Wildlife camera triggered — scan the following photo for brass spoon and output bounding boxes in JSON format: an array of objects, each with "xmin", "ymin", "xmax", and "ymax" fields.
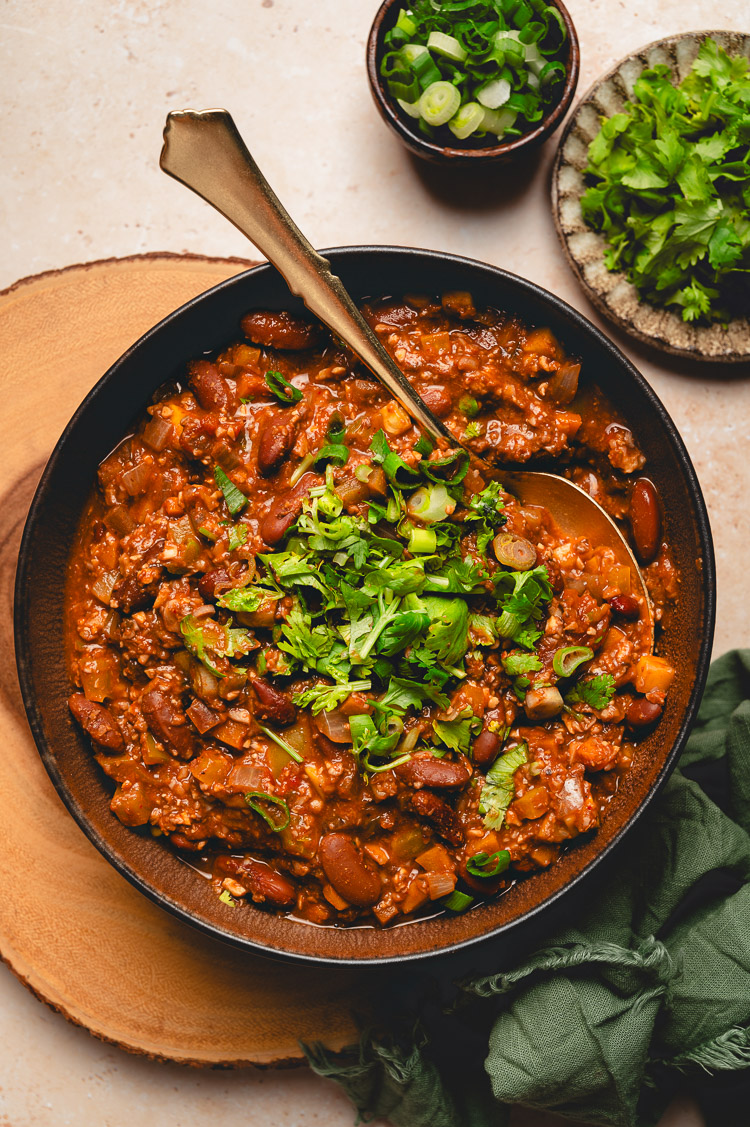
[{"xmin": 159, "ymin": 108, "xmax": 653, "ymax": 646}]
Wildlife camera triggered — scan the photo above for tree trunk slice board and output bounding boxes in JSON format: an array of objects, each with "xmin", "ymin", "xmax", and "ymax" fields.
[{"xmin": 0, "ymin": 254, "xmax": 379, "ymax": 1066}]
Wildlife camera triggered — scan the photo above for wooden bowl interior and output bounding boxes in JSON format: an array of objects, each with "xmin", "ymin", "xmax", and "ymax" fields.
[{"xmin": 16, "ymin": 247, "xmax": 714, "ymax": 964}]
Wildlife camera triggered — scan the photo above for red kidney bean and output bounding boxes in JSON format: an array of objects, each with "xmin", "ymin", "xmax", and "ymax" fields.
[
  {"xmin": 626, "ymin": 698, "xmax": 664, "ymax": 728},
  {"xmin": 472, "ymin": 727, "xmax": 502, "ymax": 767},
  {"xmin": 396, "ymin": 757, "xmax": 470, "ymax": 790},
  {"xmin": 259, "ymin": 492, "xmax": 304, "ymax": 545},
  {"xmin": 405, "ymin": 791, "xmax": 464, "ymax": 846},
  {"xmin": 420, "ymin": 385, "xmax": 453, "ymax": 418},
  {"xmin": 258, "ymin": 420, "xmax": 297, "ymax": 476},
  {"xmin": 142, "ymin": 688, "xmax": 196, "ymax": 757},
  {"xmin": 458, "ymin": 859, "xmax": 505, "ymax": 898},
  {"xmin": 69, "ymin": 694, "xmax": 124, "ymax": 752},
  {"xmin": 110, "ymin": 572, "xmax": 159, "ymax": 614},
  {"xmin": 198, "ymin": 567, "xmax": 235, "ymax": 602},
  {"xmin": 241, "ymin": 858, "xmax": 296, "ymax": 907},
  {"xmin": 241, "ymin": 310, "xmax": 319, "ymax": 350},
  {"xmin": 630, "ymin": 478, "xmax": 661, "ymax": 563},
  {"xmin": 609, "ymin": 594, "xmax": 640, "ymax": 620},
  {"xmin": 251, "ymin": 678, "xmax": 297, "ymax": 726},
  {"xmin": 188, "ymin": 360, "xmax": 236, "ymax": 413},
  {"xmin": 319, "ymin": 833, "xmax": 382, "ymax": 907}
]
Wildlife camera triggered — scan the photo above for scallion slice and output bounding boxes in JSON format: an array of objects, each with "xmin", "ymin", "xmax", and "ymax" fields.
[
  {"xmin": 427, "ymin": 31, "xmax": 467, "ymax": 63},
  {"xmin": 214, "ymin": 466, "xmax": 247, "ymax": 515},
  {"xmin": 443, "ymin": 890, "xmax": 474, "ymax": 912},
  {"xmin": 244, "ymin": 790, "xmax": 291, "ymax": 832},
  {"xmin": 408, "ymin": 527, "xmax": 437, "ymax": 554},
  {"xmin": 419, "ymin": 81, "xmax": 461, "ymax": 127},
  {"xmin": 553, "ymin": 645, "xmax": 594, "ymax": 679},
  {"xmin": 448, "ymin": 101, "xmax": 485, "ymax": 140},
  {"xmin": 265, "ymin": 369, "xmax": 303, "ymax": 406},
  {"xmin": 258, "ymin": 724, "xmax": 304, "ymax": 764}
]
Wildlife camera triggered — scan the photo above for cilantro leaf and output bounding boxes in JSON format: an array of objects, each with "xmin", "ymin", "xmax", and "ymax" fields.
[
  {"xmin": 432, "ymin": 708, "xmax": 481, "ymax": 754},
  {"xmin": 566, "ymin": 673, "xmax": 616, "ymax": 711},
  {"xmin": 479, "ymin": 742, "xmax": 528, "ymax": 829}
]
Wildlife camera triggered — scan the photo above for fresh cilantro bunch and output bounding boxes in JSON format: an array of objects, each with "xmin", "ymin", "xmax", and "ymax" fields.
[{"xmin": 581, "ymin": 38, "xmax": 750, "ymax": 324}]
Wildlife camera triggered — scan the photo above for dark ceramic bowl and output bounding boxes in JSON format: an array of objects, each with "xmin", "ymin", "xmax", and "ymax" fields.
[
  {"xmin": 366, "ymin": 0, "xmax": 580, "ymax": 165},
  {"xmin": 15, "ymin": 246, "xmax": 714, "ymax": 965}
]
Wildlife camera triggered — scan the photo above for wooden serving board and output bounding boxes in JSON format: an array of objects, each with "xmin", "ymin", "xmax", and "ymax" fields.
[{"xmin": 0, "ymin": 253, "xmax": 374, "ymax": 1065}]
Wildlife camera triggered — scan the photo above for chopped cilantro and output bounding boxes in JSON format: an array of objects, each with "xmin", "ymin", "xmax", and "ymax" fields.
[
  {"xmin": 581, "ymin": 38, "xmax": 750, "ymax": 324},
  {"xmin": 227, "ymin": 524, "xmax": 248, "ymax": 552},
  {"xmin": 432, "ymin": 708, "xmax": 481, "ymax": 754},
  {"xmin": 566, "ymin": 673, "xmax": 616, "ymax": 711},
  {"xmin": 479, "ymin": 742, "xmax": 528, "ymax": 829}
]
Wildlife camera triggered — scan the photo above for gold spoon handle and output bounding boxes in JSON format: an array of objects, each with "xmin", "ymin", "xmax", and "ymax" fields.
[{"xmin": 160, "ymin": 108, "xmax": 454, "ymax": 446}]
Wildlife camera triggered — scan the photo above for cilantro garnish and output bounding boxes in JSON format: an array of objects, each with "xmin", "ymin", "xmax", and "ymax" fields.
[
  {"xmin": 566, "ymin": 674, "xmax": 616, "ymax": 712},
  {"xmin": 479, "ymin": 743, "xmax": 529, "ymax": 830},
  {"xmin": 581, "ymin": 38, "xmax": 750, "ymax": 324}
]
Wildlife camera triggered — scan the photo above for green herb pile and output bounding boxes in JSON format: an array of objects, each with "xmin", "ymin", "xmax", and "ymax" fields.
[
  {"xmin": 181, "ymin": 429, "xmax": 616, "ymax": 805},
  {"xmin": 581, "ymin": 38, "xmax": 750, "ymax": 324},
  {"xmin": 380, "ymin": 0, "xmax": 568, "ymax": 143}
]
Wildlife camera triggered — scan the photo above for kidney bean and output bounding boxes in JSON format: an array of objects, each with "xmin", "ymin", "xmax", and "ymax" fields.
[
  {"xmin": 458, "ymin": 859, "xmax": 505, "ymax": 898},
  {"xmin": 609, "ymin": 594, "xmax": 640, "ymax": 620},
  {"xmin": 188, "ymin": 360, "xmax": 236, "ymax": 413},
  {"xmin": 111, "ymin": 572, "xmax": 159, "ymax": 614},
  {"xmin": 258, "ymin": 420, "xmax": 297, "ymax": 476},
  {"xmin": 240, "ymin": 858, "xmax": 296, "ymax": 907},
  {"xmin": 241, "ymin": 310, "xmax": 319, "ymax": 351},
  {"xmin": 251, "ymin": 678, "xmax": 297, "ymax": 726},
  {"xmin": 319, "ymin": 833, "xmax": 382, "ymax": 907},
  {"xmin": 420, "ymin": 386, "xmax": 453, "ymax": 418},
  {"xmin": 626, "ymin": 698, "xmax": 664, "ymax": 728},
  {"xmin": 260, "ymin": 493, "xmax": 304, "ymax": 545},
  {"xmin": 472, "ymin": 727, "xmax": 502, "ymax": 767},
  {"xmin": 630, "ymin": 478, "xmax": 661, "ymax": 563},
  {"xmin": 142, "ymin": 687, "xmax": 196, "ymax": 757},
  {"xmin": 69, "ymin": 694, "xmax": 124, "ymax": 752},
  {"xmin": 396, "ymin": 757, "xmax": 470, "ymax": 790},
  {"xmin": 197, "ymin": 567, "xmax": 245, "ymax": 602},
  {"xmin": 405, "ymin": 791, "xmax": 464, "ymax": 846}
]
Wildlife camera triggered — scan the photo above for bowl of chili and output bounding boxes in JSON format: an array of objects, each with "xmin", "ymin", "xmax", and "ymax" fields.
[
  {"xmin": 15, "ymin": 246, "xmax": 714, "ymax": 964},
  {"xmin": 367, "ymin": 0, "xmax": 580, "ymax": 165}
]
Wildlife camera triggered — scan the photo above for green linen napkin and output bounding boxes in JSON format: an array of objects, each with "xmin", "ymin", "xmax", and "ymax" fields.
[{"xmin": 308, "ymin": 650, "xmax": 750, "ymax": 1127}]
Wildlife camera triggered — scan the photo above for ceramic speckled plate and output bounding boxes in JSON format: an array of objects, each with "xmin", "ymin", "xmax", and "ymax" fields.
[{"xmin": 551, "ymin": 30, "xmax": 750, "ymax": 363}]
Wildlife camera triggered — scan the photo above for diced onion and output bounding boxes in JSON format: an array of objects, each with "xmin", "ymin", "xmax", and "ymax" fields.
[
  {"xmin": 313, "ymin": 708, "xmax": 353, "ymax": 744},
  {"xmin": 477, "ymin": 78, "xmax": 511, "ymax": 110},
  {"xmin": 419, "ymin": 81, "xmax": 461, "ymax": 127},
  {"xmin": 427, "ymin": 871, "xmax": 457, "ymax": 900}
]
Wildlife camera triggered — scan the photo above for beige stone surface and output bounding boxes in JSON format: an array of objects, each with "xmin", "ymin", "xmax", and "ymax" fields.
[{"xmin": 2, "ymin": 0, "xmax": 748, "ymax": 1122}]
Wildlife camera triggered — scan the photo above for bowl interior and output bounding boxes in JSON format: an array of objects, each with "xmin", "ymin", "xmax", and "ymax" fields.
[
  {"xmin": 15, "ymin": 247, "xmax": 714, "ymax": 964},
  {"xmin": 366, "ymin": 0, "xmax": 580, "ymax": 164}
]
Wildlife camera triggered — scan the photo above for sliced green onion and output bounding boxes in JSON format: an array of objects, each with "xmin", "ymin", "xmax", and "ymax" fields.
[
  {"xmin": 397, "ymin": 97, "xmax": 422, "ymax": 119},
  {"xmin": 314, "ymin": 443, "xmax": 349, "ymax": 470},
  {"xmin": 406, "ymin": 482, "xmax": 455, "ymax": 523},
  {"xmin": 244, "ymin": 790, "xmax": 290, "ymax": 832},
  {"xmin": 265, "ymin": 369, "xmax": 303, "ymax": 406},
  {"xmin": 411, "ymin": 51, "xmax": 442, "ymax": 90},
  {"xmin": 395, "ymin": 8, "xmax": 417, "ymax": 37},
  {"xmin": 448, "ymin": 101, "xmax": 485, "ymax": 140},
  {"xmin": 214, "ymin": 466, "xmax": 247, "ymax": 515},
  {"xmin": 458, "ymin": 395, "xmax": 480, "ymax": 417},
  {"xmin": 258, "ymin": 724, "xmax": 304, "ymax": 764},
  {"xmin": 477, "ymin": 77, "xmax": 511, "ymax": 109},
  {"xmin": 553, "ymin": 645, "xmax": 594, "ymax": 678},
  {"xmin": 408, "ymin": 527, "xmax": 437, "ymax": 554},
  {"xmin": 427, "ymin": 31, "xmax": 467, "ymax": 63},
  {"xmin": 289, "ymin": 450, "xmax": 317, "ymax": 487},
  {"xmin": 466, "ymin": 850, "xmax": 511, "ymax": 878},
  {"xmin": 443, "ymin": 890, "xmax": 474, "ymax": 912},
  {"xmin": 481, "ymin": 106, "xmax": 518, "ymax": 137},
  {"xmin": 400, "ymin": 42, "xmax": 428, "ymax": 67},
  {"xmin": 419, "ymin": 81, "xmax": 461, "ymax": 127},
  {"xmin": 414, "ymin": 433, "xmax": 435, "ymax": 458},
  {"xmin": 420, "ymin": 449, "xmax": 469, "ymax": 484}
]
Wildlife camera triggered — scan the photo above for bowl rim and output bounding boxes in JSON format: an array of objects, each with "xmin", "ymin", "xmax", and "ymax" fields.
[
  {"xmin": 14, "ymin": 244, "xmax": 716, "ymax": 964},
  {"xmin": 366, "ymin": 0, "xmax": 580, "ymax": 162}
]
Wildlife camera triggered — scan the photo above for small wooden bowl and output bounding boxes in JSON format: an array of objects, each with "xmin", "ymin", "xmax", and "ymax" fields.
[
  {"xmin": 366, "ymin": 0, "xmax": 580, "ymax": 165},
  {"xmin": 551, "ymin": 30, "xmax": 750, "ymax": 363}
]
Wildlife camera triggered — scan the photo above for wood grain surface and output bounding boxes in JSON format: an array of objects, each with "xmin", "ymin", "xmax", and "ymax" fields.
[{"xmin": 0, "ymin": 254, "xmax": 374, "ymax": 1065}]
